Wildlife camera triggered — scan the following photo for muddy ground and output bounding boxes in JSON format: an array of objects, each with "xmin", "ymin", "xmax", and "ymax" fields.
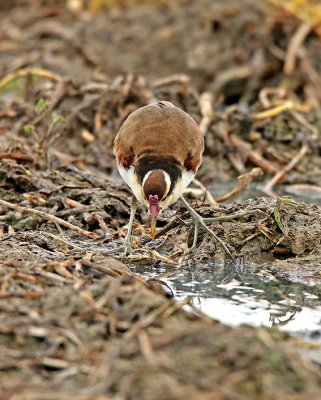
[{"xmin": 1, "ymin": 0, "xmax": 321, "ymax": 399}]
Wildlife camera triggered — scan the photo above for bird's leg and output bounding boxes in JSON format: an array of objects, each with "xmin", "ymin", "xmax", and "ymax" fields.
[
  {"xmin": 180, "ymin": 195, "xmax": 235, "ymax": 261},
  {"xmin": 107, "ymin": 196, "xmax": 138, "ymax": 256},
  {"xmin": 122, "ymin": 195, "xmax": 138, "ymax": 253}
]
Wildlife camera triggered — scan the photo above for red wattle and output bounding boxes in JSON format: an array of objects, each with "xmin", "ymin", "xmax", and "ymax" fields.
[{"xmin": 149, "ymin": 194, "xmax": 161, "ymax": 216}]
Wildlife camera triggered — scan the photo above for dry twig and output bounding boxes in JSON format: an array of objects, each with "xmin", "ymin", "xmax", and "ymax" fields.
[
  {"xmin": 0, "ymin": 199, "xmax": 99, "ymax": 239},
  {"xmin": 0, "ymin": 67, "xmax": 62, "ymax": 91},
  {"xmin": 216, "ymin": 168, "xmax": 263, "ymax": 203},
  {"xmin": 215, "ymin": 124, "xmax": 276, "ymax": 174},
  {"xmin": 199, "ymin": 92, "xmax": 214, "ymax": 136},
  {"xmin": 262, "ymin": 145, "xmax": 309, "ymax": 196},
  {"xmin": 0, "ymin": 152, "xmax": 33, "ymax": 162},
  {"xmin": 129, "ymin": 248, "xmax": 178, "ymax": 265},
  {"xmin": 252, "ymin": 100, "xmax": 311, "ymax": 120},
  {"xmin": 223, "ymin": 129, "xmax": 248, "ymax": 174},
  {"xmin": 290, "ymin": 110, "xmax": 319, "ymax": 141},
  {"xmin": 152, "ymin": 74, "xmax": 190, "ymax": 87},
  {"xmin": 284, "ymin": 21, "xmax": 312, "ymax": 75},
  {"xmin": 0, "ymin": 291, "xmax": 43, "ymax": 299}
]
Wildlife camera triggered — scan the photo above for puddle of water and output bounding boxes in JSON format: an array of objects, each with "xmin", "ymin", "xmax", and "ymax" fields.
[
  {"xmin": 168, "ymin": 268, "xmax": 321, "ymax": 342},
  {"xmin": 210, "ymin": 181, "xmax": 321, "ymax": 206},
  {"xmin": 131, "ymin": 182, "xmax": 321, "ymax": 342},
  {"xmin": 131, "ymin": 263, "xmax": 321, "ymax": 343}
]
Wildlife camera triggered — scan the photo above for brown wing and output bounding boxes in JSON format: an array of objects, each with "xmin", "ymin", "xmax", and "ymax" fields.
[
  {"xmin": 113, "ymin": 101, "xmax": 204, "ymax": 172},
  {"xmin": 183, "ymin": 151, "xmax": 202, "ymax": 175},
  {"xmin": 114, "ymin": 135, "xmax": 134, "ymax": 169}
]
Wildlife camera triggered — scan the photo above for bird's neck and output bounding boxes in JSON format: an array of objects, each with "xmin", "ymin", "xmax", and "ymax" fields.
[
  {"xmin": 133, "ymin": 154, "xmax": 194, "ymax": 210},
  {"xmin": 135, "ymin": 154, "xmax": 182, "ymax": 191}
]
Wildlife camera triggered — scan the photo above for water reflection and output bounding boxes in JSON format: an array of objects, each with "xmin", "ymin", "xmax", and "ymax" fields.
[
  {"xmin": 130, "ymin": 182, "xmax": 321, "ymax": 341},
  {"xmin": 270, "ymin": 312, "xmax": 296, "ymax": 327},
  {"xmin": 209, "ymin": 181, "xmax": 321, "ymax": 206},
  {"xmin": 131, "ymin": 262, "xmax": 321, "ymax": 341}
]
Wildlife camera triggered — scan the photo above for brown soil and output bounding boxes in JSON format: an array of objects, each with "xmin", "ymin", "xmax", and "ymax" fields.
[{"xmin": 1, "ymin": 0, "xmax": 321, "ymax": 399}]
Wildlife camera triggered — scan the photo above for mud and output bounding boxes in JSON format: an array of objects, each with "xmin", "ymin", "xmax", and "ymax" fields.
[{"xmin": 1, "ymin": 0, "xmax": 321, "ymax": 399}]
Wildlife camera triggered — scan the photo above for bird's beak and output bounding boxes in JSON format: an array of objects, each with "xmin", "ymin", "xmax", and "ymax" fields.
[
  {"xmin": 150, "ymin": 213, "xmax": 158, "ymax": 240},
  {"xmin": 149, "ymin": 195, "xmax": 161, "ymax": 240}
]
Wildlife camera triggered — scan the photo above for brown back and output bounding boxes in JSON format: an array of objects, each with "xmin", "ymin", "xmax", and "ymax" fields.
[{"xmin": 114, "ymin": 102, "xmax": 204, "ymax": 173}]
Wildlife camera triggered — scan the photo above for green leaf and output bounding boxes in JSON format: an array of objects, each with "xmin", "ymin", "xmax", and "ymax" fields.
[
  {"xmin": 281, "ymin": 197, "xmax": 298, "ymax": 209},
  {"xmin": 51, "ymin": 112, "xmax": 62, "ymax": 122},
  {"xmin": 273, "ymin": 207, "xmax": 286, "ymax": 235},
  {"xmin": 23, "ymin": 125, "xmax": 34, "ymax": 133},
  {"xmin": 35, "ymin": 98, "xmax": 48, "ymax": 114},
  {"xmin": 44, "ymin": 89, "xmax": 54, "ymax": 97}
]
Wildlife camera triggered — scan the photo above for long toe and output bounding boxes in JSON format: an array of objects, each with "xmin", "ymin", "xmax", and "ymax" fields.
[
  {"xmin": 106, "ymin": 240, "xmax": 132, "ymax": 257},
  {"xmin": 180, "ymin": 195, "xmax": 234, "ymax": 261}
]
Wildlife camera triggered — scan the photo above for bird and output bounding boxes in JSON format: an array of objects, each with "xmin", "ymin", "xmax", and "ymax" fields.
[{"xmin": 111, "ymin": 101, "xmax": 233, "ymax": 259}]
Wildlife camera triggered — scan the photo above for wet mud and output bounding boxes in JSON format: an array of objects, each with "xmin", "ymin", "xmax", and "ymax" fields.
[{"xmin": 1, "ymin": 0, "xmax": 321, "ymax": 399}]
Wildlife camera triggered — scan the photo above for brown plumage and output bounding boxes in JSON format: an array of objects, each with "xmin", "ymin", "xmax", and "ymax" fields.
[
  {"xmin": 111, "ymin": 101, "xmax": 234, "ymax": 260},
  {"xmin": 114, "ymin": 101, "xmax": 204, "ymax": 238},
  {"xmin": 114, "ymin": 101, "xmax": 204, "ymax": 176}
]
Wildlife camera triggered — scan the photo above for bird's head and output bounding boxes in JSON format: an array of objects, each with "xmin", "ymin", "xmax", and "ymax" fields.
[{"xmin": 142, "ymin": 170, "xmax": 171, "ymax": 239}]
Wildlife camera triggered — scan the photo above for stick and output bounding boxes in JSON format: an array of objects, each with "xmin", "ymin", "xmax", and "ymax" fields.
[
  {"xmin": 224, "ymin": 129, "xmax": 247, "ymax": 174},
  {"xmin": 0, "ymin": 67, "xmax": 62, "ymax": 91},
  {"xmin": 231, "ymin": 137, "xmax": 275, "ymax": 174},
  {"xmin": 290, "ymin": 110, "xmax": 318, "ymax": 140},
  {"xmin": 0, "ymin": 199, "xmax": 98, "ymax": 239},
  {"xmin": 240, "ymin": 232, "xmax": 260, "ymax": 245},
  {"xmin": 252, "ymin": 100, "xmax": 311, "ymax": 120},
  {"xmin": 199, "ymin": 92, "xmax": 213, "ymax": 136},
  {"xmin": 248, "ymin": 153, "xmax": 275, "ymax": 174},
  {"xmin": 131, "ymin": 248, "xmax": 177, "ymax": 265},
  {"xmin": 0, "ymin": 153, "xmax": 33, "ymax": 162},
  {"xmin": 259, "ymin": 87, "xmax": 286, "ymax": 108},
  {"xmin": 66, "ymin": 164, "xmax": 107, "ymax": 187},
  {"xmin": 0, "ymin": 291, "xmax": 43, "ymax": 299},
  {"xmin": 262, "ymin": 144, "xmax": 308, "ymax": 195},
  {"xmin": 152, "ymin": 74, "xmax": 190, "ymax": 87},
  {"xmin": 216, "ymin": 168, "xmax": 263, "ymax": 203},
  {"xmin": 284, "ymin": 21, "xmax": 312, "ymax": 75},
  {"xmin": 215, "ymin": 125, "xmax": 276, "ymax": 174}
]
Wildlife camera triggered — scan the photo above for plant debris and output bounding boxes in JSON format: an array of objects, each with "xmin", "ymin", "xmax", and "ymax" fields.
[{"xmin": 1, "ymin": 0, "xmax": 321, "ymax": 399}]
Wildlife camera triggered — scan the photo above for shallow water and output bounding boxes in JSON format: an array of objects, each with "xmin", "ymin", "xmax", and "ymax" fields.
[
  {"xmin": 168, "ymin": 267, "xmax": 321, "ymax": 341},
  {"xmin": 132, "ymin": 263, "xmax": 321, "ymax": 342},
  {"xmin": 211, "ymin": 181, "xmax": 321, "ymax": 206},
  {"xmin": 132, "ymin": 183, "xmax": 321, "ymax": 342}
]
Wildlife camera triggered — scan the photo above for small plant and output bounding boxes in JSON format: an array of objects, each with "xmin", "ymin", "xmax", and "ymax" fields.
[{"xmin": 24, "ymin": 98, "xmax": 65, "ymax": 167}]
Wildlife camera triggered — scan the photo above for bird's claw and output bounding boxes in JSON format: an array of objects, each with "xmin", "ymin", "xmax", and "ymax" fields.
[
  {"xmin": 106, "ymin": 239, "xmax": 132, "ymax": 257},
  {"xmin": 105, "ymin": 195, "xmax": 137, "ymax": 258},
  {"xmin": 121, "ymin": 240, "xmax": 133, "ymax": 257},
  {"xmin": 180, "ymin": 196, "xmax": 235, "ymax": 262}
]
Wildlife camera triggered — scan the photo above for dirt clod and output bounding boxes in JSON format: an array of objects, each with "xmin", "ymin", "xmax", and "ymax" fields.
[{"xmin": 1, "ymin": 0, "xmax": 321, "ymax": 399}]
